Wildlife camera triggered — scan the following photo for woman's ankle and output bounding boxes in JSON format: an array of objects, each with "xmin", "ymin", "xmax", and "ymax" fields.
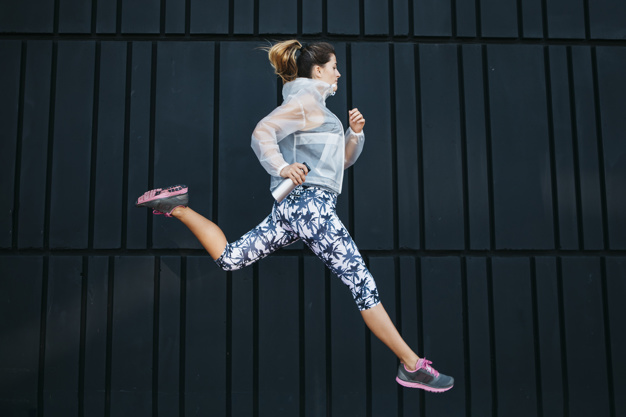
[
  {"xmin": 402, "ymin": 355, "xmax": 420, "ymax": 372},
  {"xmin": 171, "ymin": 206, "xmax": 188, "ymax": 218}
]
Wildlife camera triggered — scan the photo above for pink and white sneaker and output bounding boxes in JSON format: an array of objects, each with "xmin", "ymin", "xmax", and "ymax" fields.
[
  {"xmin": 396, "ymin": 358, "xmax": 454, "ymax": 392},
  {"xmin": 135, "ymin": 184, "xmax": 188, "ymax": 217}
]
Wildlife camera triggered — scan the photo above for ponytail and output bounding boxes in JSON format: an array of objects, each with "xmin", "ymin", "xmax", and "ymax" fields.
[
  {"xmin": 264, "ymin": 40, "xmax": 336, "ymax": 84},
  {"xmin": 266, "ymin": 40, "xmax": 302, "ymax": 84}
]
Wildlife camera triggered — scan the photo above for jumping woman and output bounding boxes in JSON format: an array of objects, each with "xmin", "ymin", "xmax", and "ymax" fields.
[{"xmin": 136, "ymin": 40, "xmax": 454, "ymax": 392}]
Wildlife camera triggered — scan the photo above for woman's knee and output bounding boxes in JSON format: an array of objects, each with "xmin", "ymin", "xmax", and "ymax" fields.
[
  {"xmin": 214, "ymin": 246, "xmax": 245, "ymax": 271},
  {"xmin": 355, "ymin": 288, "xmax": 381, "ymax": 311}
]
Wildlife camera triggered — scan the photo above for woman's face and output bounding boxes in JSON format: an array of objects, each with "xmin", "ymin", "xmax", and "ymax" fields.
[{"xmin": 313, "ymin": 54, "xmax": 341, "ymax": 91}]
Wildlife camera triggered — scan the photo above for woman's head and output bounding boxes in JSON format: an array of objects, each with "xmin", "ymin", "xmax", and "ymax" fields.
[{"xmin": 266, "ymin": 40, "xmax": 340, "ymax": 87}]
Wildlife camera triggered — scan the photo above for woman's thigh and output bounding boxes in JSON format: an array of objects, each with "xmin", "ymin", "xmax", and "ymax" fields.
[
  {"xmin": 287, "ymin": 189, "xmax": 380, "ymax": 311},
  {"xmin": 215, "ymin": 212, "xmax": 299, "ymax": 271}
]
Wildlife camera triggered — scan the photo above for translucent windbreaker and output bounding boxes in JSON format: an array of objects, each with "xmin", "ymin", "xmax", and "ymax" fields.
[{"xmin": 251, "ymin": 77, "xmax": 365, "ymax": 195}]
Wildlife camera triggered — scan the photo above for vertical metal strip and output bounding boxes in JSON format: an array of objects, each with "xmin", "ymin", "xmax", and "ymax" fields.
[
  {"xmin": 37, "ymin": 256, "xmax": 50, "ymax": 417},
  {"xmin": 88, "ymin": 41, "xmax": 102, "ymax": 250},
  {"xmin": 12, "ymin": 41, "xmax": 27, "ymax": 249},
  {"xmin": 543, "ymin": 46, "xmax": 561, "ymax": 249}
]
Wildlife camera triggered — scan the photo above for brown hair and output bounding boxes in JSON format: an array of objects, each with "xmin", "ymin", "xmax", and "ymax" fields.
[{"xmin": 264, "ymin": 40, "xmax": 336, "ymax": 84}]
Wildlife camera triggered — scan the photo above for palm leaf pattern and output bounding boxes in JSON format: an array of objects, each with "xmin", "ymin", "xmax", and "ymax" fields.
[{"xmin": 215, "ymin": 186, "xmax": 380, "ymax": 311}]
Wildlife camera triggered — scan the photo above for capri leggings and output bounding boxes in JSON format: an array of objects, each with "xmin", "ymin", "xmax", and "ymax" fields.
[{"xmin": 215, "ymin": 186, "xmax": 380, "ymax": 311}]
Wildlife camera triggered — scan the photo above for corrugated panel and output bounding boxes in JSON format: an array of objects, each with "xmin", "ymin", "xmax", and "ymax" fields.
[{"xmin": 1, "ymin": 1, "xmax": 625, "ymax": 416}]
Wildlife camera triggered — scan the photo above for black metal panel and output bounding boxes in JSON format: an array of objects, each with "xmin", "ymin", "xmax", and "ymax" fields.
[
  {"xmin": 231, "ymin": 267, "xmax": 254, "ymax": 417},
  {"xmin": 328, "ymin": 0, "xmax": 360, "ymax": 34},
  {"xmin": 83, "ymin": 257, "xmax": 109, "ymax": 417},
  {"xmin": 561, "ymin": 257, "xmax": 610, "ymax": 416},
  {"xmin": 368, "ymin": 258, "xmax": 398, "ymax": 416},
  {"xmin": 303, "ymin": 257, "xmax": 327, "ymax": 417},
  {"xmin": 258, "ymin": 256, "xmax": 299, "ymax": 416},
  {"xmin": 393, "ymin": 44, "xmax": 420, "ymax": 249},
  {"xmin": 352, "ymin": 43, "xmax": 394, "ymax": 249},
  {"xmin": 185, "ymin": 256, "xmax": 227, "ymax": 416},
  {"xmin": 233, "ymin": 0, "xmax": 255, "ymax": 34},
  {"xmin": 462, "ymin": 45, "xmax": 491, "ymax": 250},
  {"xmin": 93, "ymin": 41, "xmax": 126, "ymax": 249},
  {"xmin": 596, "ymin": 47, "xmax": 626, "ymax": 249},
  {"xmin": 520, "ymin": 0, "xmax": 543, "ymax": 38},
  {"xmin": 398, "ymin": 257, "xmax": 421, "ymax": 416},
  {"xmin": 218, "ymin": 42, "xmax": 276, "ymax": 241},
  {"xmin": 570, "ymin": 46, "xmax": 605, "ymax": 250},
  {"xmin": 43, "ymin": 256, "xmax": 82, "ymax": 417},
  {"xmin": 480, "ymin": 0, "xmax": 518, "ymax": 37},
  {"xmin": 606, "ymin": 257, "xmax": 626, "ymax": 417},
  {"xmin": 96, "ymin": 0, "xmax": 117, "ymax": 33},
  {"xmin": 0, "ymin": 256, "xmax": 42, "ymax": 416},
  {"xmin": 165, "ymin": 0, "xmax": 185, "ymax": 33},
  {"xmin": 392, "ymin": 0, "xmax": 410, "ymax": 36},
  {"xmin": 1, "ymin": 1, "xmax": 626, "ymax": 416},
  {"xmin": 420, "ymin": 257, "xmax": 465, "ymax": 415},
  {"xmin": 466, "ymin": 257, "xmax": 493, "ymax": 417},
  {"xmin": 414, "ymin": 0, "xmax": 451, "ymax": 36},
  {"xmin": 122, "ymin": 0, "xmax": 160, "ymax": 33},
  {"xmin": 330, "ymin": 264, "xmax": 366, "ymax": 417},
  {"xmin": 456, "ymin": 0, "xmax": 477, "ymax": 37},
  {"xmin": 158, "ymin": 257, "xmax": 181, "ymax": 416},
  {"xmin": 420, "ymin": 44, "xmax": 465, "ymax": 250},
  {"xmin": 546, "ymin": 0, "xmax": 585, "ymax": 39},
  {"xmin": 0, "ymin": 41, "xmax": 20, "ymax": 249},
  {"xmin": 17, "ymin": 41, "xmax": 52, "ymax": 249},
  {"xmin": 49, "ymin": 41, "xmax": 95, "ymax": 249},
  {"xmin": 153, "ymin": 41, "xmax": 214, "ymax": 249},
  {"xmin": 190, "ymin": 0, "xmax": 228, "ymax": 34},
  {"xmin": 547, "ymin": 46, "xmax": 580, "ymax": 250},
  {"xmin": 487, "ymin": 45, "xmax": 554, "ymax": 249},
  {"xmin": 491, "ymin": 257, "xmax": 537, "ymax": 417},
  {"xmin": 125, "ymin": 42, "xmax": 152, "ymax": 249},
  {"xmin": 589, "ymin": 0, "xmax": 626, "ymax": 39},
  {"xmin": 364, "ymin": 0, "xmax": 388, "ymax": 35},
  {"xmin": 259, "ymin": 0, "xmax": 297, "ymax": 33},
  {"xmin": 534, "ymin": 257, "xmax": 565, "ymax": 417},
  {"xmin": 58, "ymin": 0, "xmax": 91, "ymax": 33},
  {"xmin": 110, "ymin": 256, "xmax": 154, "ymax": 416},
  {"xmin": 0, "ymin": 1, "xmax": 54, "ymax": 33},
  {"xmin": 302, "ymin": 0, "xmax": 322, "ymax": 34}
]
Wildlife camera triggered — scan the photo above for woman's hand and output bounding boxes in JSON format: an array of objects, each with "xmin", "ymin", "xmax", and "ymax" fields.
[
  {"xmin": 280, "ymin": 163, "xmax": 310, "ymax": 185},
  {"xmin": 349, "ymin": 108, "xmax": 365, "ymax": 133}
]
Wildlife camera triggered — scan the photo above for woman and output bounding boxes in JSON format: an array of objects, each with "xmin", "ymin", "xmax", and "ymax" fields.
[{"xmin": 136, "ymin": 40, "xmax": 453, "ymax": 392}]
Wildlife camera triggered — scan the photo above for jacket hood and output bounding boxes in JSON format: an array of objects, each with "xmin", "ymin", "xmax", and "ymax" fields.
[{"xmin": 282, "ymin": 77, "xmax": 336, "ymax": 102}]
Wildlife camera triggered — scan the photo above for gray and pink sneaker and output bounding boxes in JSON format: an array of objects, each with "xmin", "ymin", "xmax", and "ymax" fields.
[
  {"xmin": 136, "ymin": 185, "xmax": 188, "ymax": 217},
  {"xmin": 396, "ymin": 358, "xmax": 454, "ymax": 392}
]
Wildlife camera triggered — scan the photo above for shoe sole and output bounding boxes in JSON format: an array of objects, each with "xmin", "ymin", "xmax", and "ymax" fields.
[
  {"xmin": 136, "ymin": 184, "xmax": 188, "ymax": 207},
  {"xmin": 396, "ymin": 377, "xmax": 454, "ymax": 393}
]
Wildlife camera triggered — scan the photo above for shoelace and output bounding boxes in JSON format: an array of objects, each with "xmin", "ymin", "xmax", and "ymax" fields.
[{"xmin": 418, "ymin": 358, "xmax": 439, "ymax": 377}]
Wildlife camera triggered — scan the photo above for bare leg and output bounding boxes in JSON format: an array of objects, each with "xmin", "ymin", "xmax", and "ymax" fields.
[
  {"xmin": 171, "ymin": 206, "xmax": 227, "ymax": 260},
  {"xmin": 361, "ymin": 303, "xmax": 420, "ymax": 371}
]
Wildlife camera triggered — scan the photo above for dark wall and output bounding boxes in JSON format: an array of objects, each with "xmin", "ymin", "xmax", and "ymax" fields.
[{"xmin": 1, "ymin": 1, "xmax": 625, "ymax": 417}]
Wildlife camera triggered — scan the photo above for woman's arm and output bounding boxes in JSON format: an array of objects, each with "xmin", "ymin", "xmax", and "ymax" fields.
[
  {"xmin": 251, "ymin": 98, "xmax": 306, "ymax": 177},
  {"xmin": 344, "ymin": 108, "xmax": 366, "ymax": 169},
  {"xmin": 251, "ymin": 93, "xmax": 323, "ymax": 177}
]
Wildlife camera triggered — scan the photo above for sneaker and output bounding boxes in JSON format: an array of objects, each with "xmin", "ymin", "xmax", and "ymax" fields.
[
  {"xmin": 396, "ymin": 358, "xmax": 454, "ymax": 393},
  {"xmin": 136, "ymin": 184, "xmax": 189, "ymax": 217}
]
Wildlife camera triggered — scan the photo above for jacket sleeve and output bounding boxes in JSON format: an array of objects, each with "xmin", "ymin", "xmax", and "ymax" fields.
[
  {"xmin": 344, "ymin": 127, "xmax": 365, "ymax": 169},
  {"xmin": 251, "ymin": 97, "xmax": 307, "ymax": 177}
]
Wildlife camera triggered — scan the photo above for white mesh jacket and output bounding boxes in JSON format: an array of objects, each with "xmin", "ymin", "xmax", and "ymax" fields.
[{"xmin": 251, "ymin": 77, "xmax": 365, "ymax": 195}]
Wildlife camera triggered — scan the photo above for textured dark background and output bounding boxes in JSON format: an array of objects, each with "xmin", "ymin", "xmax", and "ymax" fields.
[{"xmin": 1, "ymin": 1, "xmax": 625, "ymax": 416}]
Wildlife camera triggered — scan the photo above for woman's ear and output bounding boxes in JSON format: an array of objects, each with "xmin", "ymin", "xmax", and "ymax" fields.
[{"xmin": 311, "ymin": 65, "xmax": 321, "ymax": 79}]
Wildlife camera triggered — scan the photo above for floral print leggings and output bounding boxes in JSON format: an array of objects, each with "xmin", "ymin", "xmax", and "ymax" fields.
[{"xmin": 215, "ymin": 186, "xmax": 380, "ymax": 311}]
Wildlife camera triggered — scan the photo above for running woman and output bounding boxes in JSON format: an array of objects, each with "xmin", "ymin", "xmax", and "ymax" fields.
[{"xmin": 136, "ymin": 40, "xmax": 454, "ymax": 392}]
